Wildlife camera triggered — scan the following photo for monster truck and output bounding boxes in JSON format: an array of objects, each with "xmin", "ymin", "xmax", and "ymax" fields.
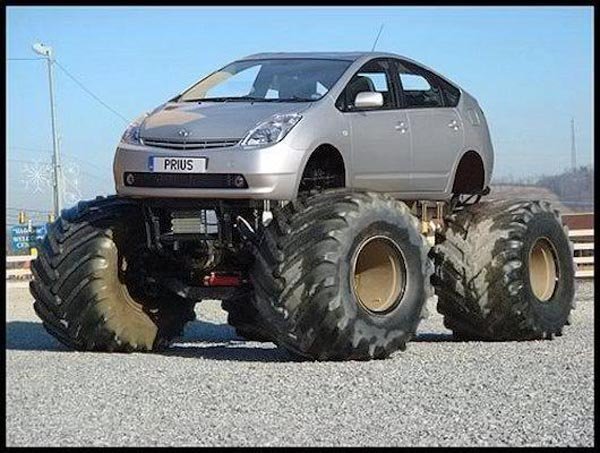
[{"xmin": 30, "ymin": 52, "xmax": 575, "ymax": 360}]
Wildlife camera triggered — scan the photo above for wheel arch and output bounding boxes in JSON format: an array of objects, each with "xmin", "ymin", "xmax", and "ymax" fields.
[
  {"xmin": 295, "ymin": 143, "xmax": 348, "ymax": 196},
  {"xmin": 450, "ymin": 149, "xmax": 486, "ymax": 194}
]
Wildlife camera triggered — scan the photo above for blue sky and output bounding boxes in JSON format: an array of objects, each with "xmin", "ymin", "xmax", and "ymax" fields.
[{"xmin": 6, "ymin": 6, "xmax": 594, "ymax": 214}]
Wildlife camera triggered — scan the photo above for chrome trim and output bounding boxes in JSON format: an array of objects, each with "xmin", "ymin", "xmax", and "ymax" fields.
[{"xmin": 141, "ymin": 137, "xmax": 241, "ymax": 150}]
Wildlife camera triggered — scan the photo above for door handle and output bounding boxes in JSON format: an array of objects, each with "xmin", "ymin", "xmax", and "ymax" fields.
[
  {"xmin": 395, "ymin": 121, "xmax": 408, "ymax": 133},
  {"xmin": 448, "ymin": 120, "xmax": 460, "ymax": 131}
]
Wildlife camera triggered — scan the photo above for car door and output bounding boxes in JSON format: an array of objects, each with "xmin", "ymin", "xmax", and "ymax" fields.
[
  {"xmin": 394, "ymin": 59, "xmax": 465, "ymax": 193},
  {"xmin": 339, "ymin": 58, "xmax": 411, "ymax": 193}
]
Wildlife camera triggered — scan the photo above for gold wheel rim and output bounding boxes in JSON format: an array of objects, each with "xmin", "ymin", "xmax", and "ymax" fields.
[
  {"xmin": 528, "ymin": 237, "xmax": 559, "ymax": 302},
  {"xmin": 352, "ymin": 236, "xmax": 406, "ymax": 314}
]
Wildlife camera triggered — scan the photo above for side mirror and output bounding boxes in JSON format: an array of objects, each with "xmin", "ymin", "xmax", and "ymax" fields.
[{"xmin": 354, "ymin": 91, "xmax": 383, "ymax": 109}]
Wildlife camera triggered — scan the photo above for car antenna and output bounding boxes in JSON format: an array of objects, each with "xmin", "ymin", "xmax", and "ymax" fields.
[{"xmin": 371, "ymin": 23, "xmax": 385, "ymax": 51}]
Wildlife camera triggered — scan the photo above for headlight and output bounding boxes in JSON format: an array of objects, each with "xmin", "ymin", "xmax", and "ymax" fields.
[
  {"xmin": 242, "ymin": 113, "xmax": 302, "ymax": 148},
  {"xmin": 120, "ymin": 120, "xmax": 142, "ymax": 145}
]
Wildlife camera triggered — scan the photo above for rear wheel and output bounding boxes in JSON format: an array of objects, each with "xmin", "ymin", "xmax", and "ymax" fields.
[
  {"xmin": 221, "ymin": 294, "xmax": 272, "ymax": 342},
  {"xmin": 431, "ymin": 199, "xmax": 575, "ymax": 340},
  {"xmin": 30, "ymin": 196, "xmax": 196, "ymax": 352},
  {"xmin": 250, "ymin": 190, "xmax": 433, "ymax": 361}
]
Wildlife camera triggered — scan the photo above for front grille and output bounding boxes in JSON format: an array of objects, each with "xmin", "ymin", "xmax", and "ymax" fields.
[
  {"xmin": 141, "ymin": 137, "xmax": 241, "ymax": 150},
  {"xmin": 124, "ymin": 172, "xmax": 248, "ymax": 189}
]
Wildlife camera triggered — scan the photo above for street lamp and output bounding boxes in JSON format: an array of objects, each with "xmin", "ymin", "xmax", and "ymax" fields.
[{"xmin": 32, "ymin": 42, "xmax": 63, "ymax": 217}]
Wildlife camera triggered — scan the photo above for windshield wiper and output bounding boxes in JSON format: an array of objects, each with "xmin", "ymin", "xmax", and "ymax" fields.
[
  {"xmin": 200, "ymin": 96, "xmax": 265, "ymax": 103},
  {"xmin": 273, "ymin": 96, "xmax": 315, "ymax": 102},
  {"xmin": 182, "ymin": 95, "xmax": 315, "ymax": 103}
]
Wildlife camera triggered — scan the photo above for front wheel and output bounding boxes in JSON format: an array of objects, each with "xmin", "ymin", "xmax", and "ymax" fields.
[
  {"xmin": 250, "ymin": 190, "xmax": 433, "ymax": 361},
  {"xmin": 30, "ymin": 196, "xmax": 196, "ymax": 352}
]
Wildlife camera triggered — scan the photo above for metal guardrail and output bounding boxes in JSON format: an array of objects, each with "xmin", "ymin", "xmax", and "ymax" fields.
[
  {"xmin": 569, "ymin": 229, "xmax": 594, "ymax": 279},
  {"xmin": 4, "ymin": 228, "xmax": 594, "ymax": 280},
  {"xmin": 5, "ymin": 254, "xmax": 35, "ymax": 280},
  {"xmin": 6, "ymin": 254, "xmax": 36, "ymax": 263}
]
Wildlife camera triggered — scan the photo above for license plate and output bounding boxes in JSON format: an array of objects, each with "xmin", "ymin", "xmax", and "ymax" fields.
[{"xmin": 149, "ymin": 157, "xmax": 207, "ymax": 173}]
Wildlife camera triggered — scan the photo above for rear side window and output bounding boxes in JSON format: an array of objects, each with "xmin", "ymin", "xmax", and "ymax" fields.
[
  {"xmin": 396, "ymin": 62, "xmax": 443, "ymax": 108},
  {"xmin": 438, "ymin": 78, "xmax": 460, "ymax": 107},
  {"xmin": 395, "ymin": 60, "xmax": 460, "ymax": 108}
]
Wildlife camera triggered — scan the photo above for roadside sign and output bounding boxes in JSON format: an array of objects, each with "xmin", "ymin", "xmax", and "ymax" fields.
[{"xmin": 10, "ymin": 224, "xmax": 48, "ymax": 252}]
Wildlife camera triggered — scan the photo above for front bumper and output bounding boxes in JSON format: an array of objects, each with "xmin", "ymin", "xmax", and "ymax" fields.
[{"xmin": 114, "ymin": 141, "xmax": 306, "ymax": 200}]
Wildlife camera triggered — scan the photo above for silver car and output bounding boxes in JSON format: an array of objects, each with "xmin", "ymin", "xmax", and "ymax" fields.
[{"xmin": 114, "ymin": 51, "xmax": 493, "ymax": 201}]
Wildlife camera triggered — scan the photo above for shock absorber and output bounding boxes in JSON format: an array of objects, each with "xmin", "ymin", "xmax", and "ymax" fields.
[{"xmin": 262, "ymin": 199, "xmax": 273, "ymax": 226}]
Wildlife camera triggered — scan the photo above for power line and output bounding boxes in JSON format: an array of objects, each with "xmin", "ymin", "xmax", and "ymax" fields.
[
  {"xmin": 7, "ymin": 158, "xmax": 51, "ymax": 165},
  {"xmin": 9, "ymin": 56, "xmax": 130, "ymax": 124},
  {"xmin": 7, "ymin": 207, "xmax": 51, "ymax": 212},
  {"xmin": 8, "ymin": 159, "xmax": 112, "ymax": 183},
  {"xmin": 53, "ymin": 151, "xmax": 110, "ymax": 171},
  {"xmin": 7, "ymin": 146, "xmax": 51, "ymax": 153},
  {"xmin": 8, "ymin": 159, "xmax": 113, "ymax": 188},
  {"xmin": 53, "ymin": 60, "xmax": 131, "ymax": 124},
  {"xmin": 8, "ymin": 146, "xmax": 111, "ymax": 174}
]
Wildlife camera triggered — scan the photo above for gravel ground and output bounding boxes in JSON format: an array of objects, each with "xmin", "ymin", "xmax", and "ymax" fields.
[{"xmin": 5, "ymin": 281, "xmax": 594, "ymax": 447}]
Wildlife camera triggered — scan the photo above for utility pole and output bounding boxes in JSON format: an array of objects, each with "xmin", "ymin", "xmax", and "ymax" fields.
[
  {"xmin": 571, "ymin": 117, "xmax": 577, "ymax": 171},
  {"xmin": 32, "ymin": 42, "xmax": 63, "ymax": 217}
]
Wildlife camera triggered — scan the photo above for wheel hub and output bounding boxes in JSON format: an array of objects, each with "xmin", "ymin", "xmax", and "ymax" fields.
[
  {"xmin": 528, "ymin": 237, "xmax": 559, "ymax": 302},
  {"xmin": 352, "ymin": 236, "xmax": 407, "ymax": 313}
]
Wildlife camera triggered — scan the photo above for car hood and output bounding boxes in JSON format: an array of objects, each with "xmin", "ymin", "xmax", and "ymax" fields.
[{"xmin": 139, "ymin": 101, "xmax": 311, "ymax": 141}]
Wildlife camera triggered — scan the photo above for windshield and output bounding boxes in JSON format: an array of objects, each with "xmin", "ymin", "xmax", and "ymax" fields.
[{"xmin": 179, "ymin": 58, "xmax": 352, "ymax": 102}]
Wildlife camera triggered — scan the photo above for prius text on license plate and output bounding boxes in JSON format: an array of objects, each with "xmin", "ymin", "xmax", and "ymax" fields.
[{"xmin": 149, "ymin": 157, "xmax": 207, "ymax": 173}]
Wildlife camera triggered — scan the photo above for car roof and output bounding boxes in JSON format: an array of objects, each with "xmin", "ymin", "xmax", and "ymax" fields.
[{"xmin": 241, "ymin": 51, "xmax": 406, "ymax": 61}]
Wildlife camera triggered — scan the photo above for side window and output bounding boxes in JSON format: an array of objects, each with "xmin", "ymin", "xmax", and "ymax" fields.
[
  {"xmin": 438, "ymin": 79, "xmax": 460, "ymax": 107},
  {"xmin": 400, "ymin": 73, "xmax": 431, "ymax": 91},
  {"xmin": 396, "ymin": 61, "xmax": 444, "ymax": 109},
  {"xmin": 339, "ymin": 59, "xmax": 394, "ymax": 110}
]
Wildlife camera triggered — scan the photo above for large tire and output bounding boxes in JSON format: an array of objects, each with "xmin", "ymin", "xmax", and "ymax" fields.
[
  {"xmin": 250, "ymin": 190, "xmax": 433, "ymax": 361},
  {"xmin": 431, "ymin": 199, "xmax": 575, "ymax": 340},
  {"xmin": 30, "ymin": 196, "xmax": 196, "ymax": 352},
  {"xmin": 221, "ymin": 294, "xmax": 272, "ymax": 342}
]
